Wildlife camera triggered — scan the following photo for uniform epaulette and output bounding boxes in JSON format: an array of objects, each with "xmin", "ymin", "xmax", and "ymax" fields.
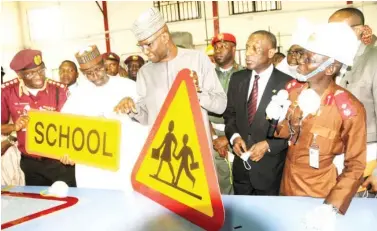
[
  {"xmin": 47, "ymin": 79, "xmax": 66, "ymax": 89},
  {"xmin": 334, "ymin": 90, "xmax": 357, "ymax": 120},
  {"xmin": 285, "ymin": 79, "xmax": 304, "ymax": 93},
  {"xmin": 1, "ymin": 78, "xmax": 19, "ymax": 89},
  {"xmin": 324, "ymin": 93, "xmax": 335, "ymax": 106}
]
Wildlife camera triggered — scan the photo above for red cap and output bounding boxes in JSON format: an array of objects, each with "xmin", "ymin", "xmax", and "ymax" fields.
[
  {"xmin": 102, "ymin": 52, "xmax": 120, "ymax": 62},
  {"xmin": 211, "ymin": 33, "xmax": 237, "ymax": 46},
  {"xmin": 124, "ymin": 55, "xmax": 145, "ymax": 66},
  {"xmin": 10, "ymin": 49, "xmax": 43, "ymax": 72}
]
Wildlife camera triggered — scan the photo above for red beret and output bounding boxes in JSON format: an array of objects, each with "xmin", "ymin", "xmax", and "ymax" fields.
[
  {"xmin": 102, "ymin": 52, "xmax": 120, "ymax": 62},
  {"xmin": 10, "ymin": 49, "xmax": 43, "ymax": 72},
  {"xmin": 211, "ymin": 33, "xmax": 237, "ymax": 46},
  {"xmin": 124, "ymin": 55, "xmax": 145, "ymax": 66}
]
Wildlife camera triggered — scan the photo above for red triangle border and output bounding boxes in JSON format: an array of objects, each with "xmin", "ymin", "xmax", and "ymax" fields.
[{"xmin": 1, "ymin": 191, "xmax": 78, "ymax": 229}]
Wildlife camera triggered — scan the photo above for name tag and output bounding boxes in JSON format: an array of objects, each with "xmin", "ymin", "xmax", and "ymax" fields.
[
  {"xmin": 309, "ymin": 147, "xmax": 319, "ymax": 169},
  {"xmin": 309, "ymin": 133, "xmax": 319, "ymax": 169}
]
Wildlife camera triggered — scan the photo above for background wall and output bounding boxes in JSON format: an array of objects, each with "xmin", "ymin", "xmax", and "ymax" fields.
[{"xmin": 1, "ymin": 1, "xmax": 376, "ymax": 80}]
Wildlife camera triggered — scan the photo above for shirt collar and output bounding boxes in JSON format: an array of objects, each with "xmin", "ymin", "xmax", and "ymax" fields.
[
  {"xmin": 252, "ymin": 64, "xmax": 274, "ymax": 80},
  {"xmin": 18, "ymin": 78, "xmax": 47, "ymax": 97},
  {"xmin": 218, "ymin": 66, "xmax": 233, "ymax": 72}
]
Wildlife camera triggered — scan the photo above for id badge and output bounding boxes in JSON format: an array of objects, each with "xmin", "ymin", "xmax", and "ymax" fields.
[
  {"xmin": 309, "ymin": 133, "xmax": 319, "ymax": 169},
  {"xmin": 309, "ymin": 145, "xmax": 319, "ymax": 169}
]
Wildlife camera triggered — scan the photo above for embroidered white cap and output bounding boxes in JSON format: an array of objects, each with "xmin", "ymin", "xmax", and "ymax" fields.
[{"xmin": 132, "ymin": 7, "xmax": 166, "ymax": 41}]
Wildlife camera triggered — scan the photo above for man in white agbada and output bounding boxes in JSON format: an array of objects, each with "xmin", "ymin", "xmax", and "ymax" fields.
[
  {"xmin": 60, "ymin": 45, "xmax": 148, "ymax": 191},
  {"xmin": 114, "ymin": 8, "xmax": 227, "ymax": 148}
]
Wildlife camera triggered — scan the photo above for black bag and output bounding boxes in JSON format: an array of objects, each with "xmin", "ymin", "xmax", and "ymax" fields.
[
  {"xmin": 151, "ymin": 148, "xmax": 160, "ymax": 160},
  {"xmin": 190, "ymin": 162, "xmax": 199, "ymax": 170}
]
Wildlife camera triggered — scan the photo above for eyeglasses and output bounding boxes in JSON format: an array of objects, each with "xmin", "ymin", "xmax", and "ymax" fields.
[
  {"xmin": 296, "ymin": 52, "xmax": 328, "ymax": 65},
  {"xmin": 137, "ymin": 31, "xmax": 165, "ymax": 51},
  {"xmin": 84, "ymin": 66, "xmax": 105, "ymax": 78},
  {"xmin": 287, "ymin": 50, "xmax": 305, "ymax": 57},
  {"xmin": 22, "ymin": 68, "xmax": 46, "ymax": 79}
]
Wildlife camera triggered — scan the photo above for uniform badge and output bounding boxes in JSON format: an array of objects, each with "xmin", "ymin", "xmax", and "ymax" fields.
[
  {"xmin": 324, "ymin": 93, "xmax": 334, "ymax": 105},
  {"xmin": 109, "ymin": 54, "xmax": 114, "ymax": 59},
  {"xmin": 132, "ymin": 55, "xmax": 138, "ymax": 61},
  {"xmin": 285, "ymin": 79, "xmax": 304, "ymax": 93},
  {"xmin": 34, "ymin": 55, "xmax": 42, "ymax": 65}
]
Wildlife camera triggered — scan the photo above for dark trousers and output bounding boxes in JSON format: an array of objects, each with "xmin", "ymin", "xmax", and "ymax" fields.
[
  {"xmin": 20, "ymin": 155, "xmax": 76, "ymax": 187},
  {"xmin": 233, "ymin": 178, "xmax": 280, "ymax": 195}
]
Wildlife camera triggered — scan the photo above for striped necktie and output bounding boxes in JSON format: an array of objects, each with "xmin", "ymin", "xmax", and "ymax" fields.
[{"xmin": 247, "ymin": 75, "xmax": 260, "ymax": 125}]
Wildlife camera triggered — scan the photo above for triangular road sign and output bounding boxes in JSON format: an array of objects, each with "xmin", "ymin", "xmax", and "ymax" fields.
[
  {"xmin": 1, "ymin": 191, "xmax": 78, "ymax": 229},
  {"xmin": 131, "ymin": 69, "xmax": 224, "ymax": 230}
]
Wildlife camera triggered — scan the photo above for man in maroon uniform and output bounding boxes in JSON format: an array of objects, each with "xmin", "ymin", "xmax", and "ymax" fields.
[{"xmin": 1, "ymin": 49, "xmax": 76, "ymax": 186}]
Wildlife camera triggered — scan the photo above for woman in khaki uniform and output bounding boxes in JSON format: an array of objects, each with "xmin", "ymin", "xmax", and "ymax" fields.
[{"xmin": 271, "ymin": 23, "xmax": 366, "ymax": 216}]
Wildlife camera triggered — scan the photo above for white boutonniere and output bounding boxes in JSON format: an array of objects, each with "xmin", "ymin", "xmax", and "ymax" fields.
[
  {"xmin": 297, "ymin": 89, "xmax": 321, "ymax": 119},
  {"xmin": 266, "ymin": 89, "xmax": 291, "ymax": 122}
]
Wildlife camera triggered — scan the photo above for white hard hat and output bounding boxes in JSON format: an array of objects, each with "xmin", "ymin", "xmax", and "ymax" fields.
[
  {"xmin": 301, "ymin": 22, "xmax": 359, "ymax": 66},
  {"xmin": 290, "ymin": 18, "xmax": 314, "ymax": 47}
]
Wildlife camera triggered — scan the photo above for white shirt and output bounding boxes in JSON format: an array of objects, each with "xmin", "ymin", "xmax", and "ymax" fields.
[
  {"xmin": 230, "ymin": 64, "xmax": 274, "ymax": 145},
  {"xmin": 247, "ymin": 64, "xmax": 273, "ymax": 108},
  {"xmin": 63, "ymin": 75, "xmax": 137, "ymax": 116},
  {"xmin": 68, "ymin": 81, "xmax": 79, "ymax": 95},
  {"xmin": 61, "ymin": 75, "xmax": 149, "ymax": 192}
]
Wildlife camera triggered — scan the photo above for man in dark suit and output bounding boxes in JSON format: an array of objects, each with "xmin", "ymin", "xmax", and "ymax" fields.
[{"xmin": 224, "ymin": 30, "xmax": 292, "ymax": 195}]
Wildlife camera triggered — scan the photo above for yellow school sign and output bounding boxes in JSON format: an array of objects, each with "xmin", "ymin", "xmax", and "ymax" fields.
[
  {"xmin": 132, "ymin": 69, "xmax": 224, "ymax": 231},
  {"xmin": 26, "ymin": 111, "xmax": 121, "ymax": 171}
]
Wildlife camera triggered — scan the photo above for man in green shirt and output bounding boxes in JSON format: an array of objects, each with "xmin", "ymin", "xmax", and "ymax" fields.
[{"xmin": 209, "ymin": 33, "xmax": 243, "ymax": 194}]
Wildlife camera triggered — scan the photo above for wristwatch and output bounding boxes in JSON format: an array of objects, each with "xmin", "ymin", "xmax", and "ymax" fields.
[{"xmin": 212, "ymin": 135, "xmax": 218, "ymax": 140}]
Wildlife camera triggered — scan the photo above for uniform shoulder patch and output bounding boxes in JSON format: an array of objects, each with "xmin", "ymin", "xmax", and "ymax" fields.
[
  {"xmin": 285, "ymin": 79, "xmax": 304, "ymax": 93},
  {"xmin": 1, "ymin": 78, "xmax": 19, "ymax": 89},
  {"xmin": 334, "ymin": 90, "xmax": 357, "ymax": 120},
  {"xmin": 47, "ymin": 79, "xmax": 66, "ymax": 89}
]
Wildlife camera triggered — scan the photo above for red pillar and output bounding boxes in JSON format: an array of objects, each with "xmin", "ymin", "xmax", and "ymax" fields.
[
  {"xmin": 212, "ymin": 1, "xmax": 219, "ymax": 36},
  {"xmin": 102, "ymin": 1, "xmax": 111, "ymax": 53}
]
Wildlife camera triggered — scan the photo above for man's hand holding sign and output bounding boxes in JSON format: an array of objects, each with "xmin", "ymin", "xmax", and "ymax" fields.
[{"xmin": 26, "ymin": 110, "xmax": 121, "ymax": 171}]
